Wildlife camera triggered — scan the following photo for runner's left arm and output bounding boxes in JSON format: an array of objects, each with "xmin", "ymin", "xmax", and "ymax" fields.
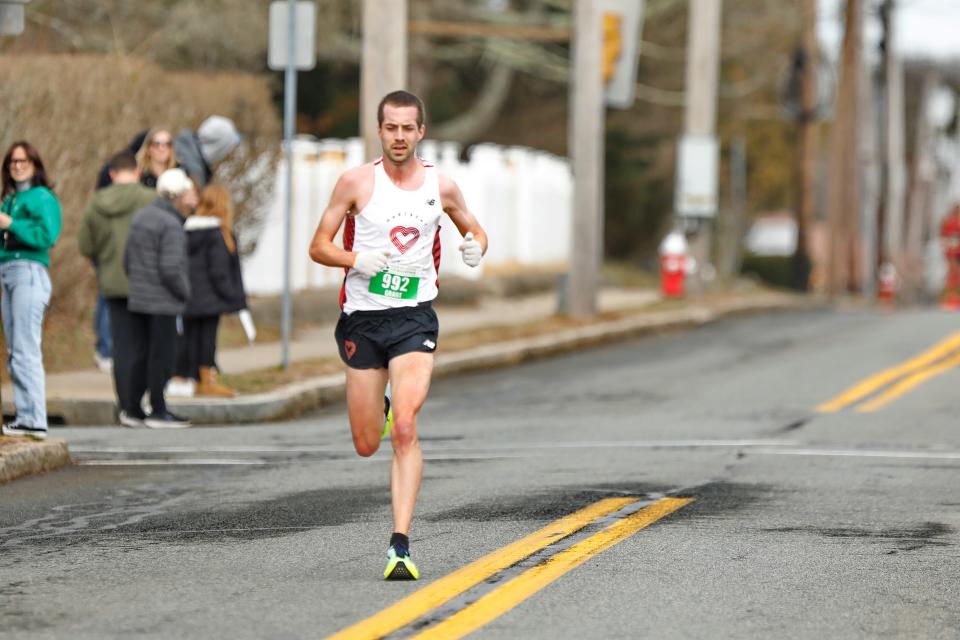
[{"xmin": 439, "ymin": 175, "xmax": 488, "ymax": 255}]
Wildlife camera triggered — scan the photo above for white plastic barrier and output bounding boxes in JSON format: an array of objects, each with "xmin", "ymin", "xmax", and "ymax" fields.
[{"xmin": 241, "ymin": 138, "xmax": 572, "ymax": 295}]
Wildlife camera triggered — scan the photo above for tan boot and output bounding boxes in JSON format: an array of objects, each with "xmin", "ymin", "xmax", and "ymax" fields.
[{"xmin": 197, "ymin": 366, "xmax": 236, "ymax": 398}]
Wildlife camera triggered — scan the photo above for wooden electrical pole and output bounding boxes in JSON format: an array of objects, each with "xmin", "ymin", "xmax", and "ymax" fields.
[
  {"xmin": 361, "ymin": 0, "xmax": 408, "ymax": 161},
  {"xmin": 903, "ymin": 73, "xmax": 937, "ymax": 301},
  {"xmin": 793, "ymin": 0, "xmax": 818, "ymax": 291},
  {"xmin": 565, "ymin": 0, "xmax": 604, "ymax": 318},
  {"xmin": 678, "ymin": 0, "xmax": 722, "ymax": 291},
  {"xmin": 683, "ymin": 0, "xmax": 721, "ymax": 140},
  {"xmin": 878, "ymin": 0, "xmax": 906, "ymax": 271},
  {"xmin": 827, "ymin": 0, "xmax": 863, "ymax": 295}
]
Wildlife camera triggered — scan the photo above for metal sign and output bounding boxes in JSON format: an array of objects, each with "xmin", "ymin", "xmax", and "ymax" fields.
[
  {"xmin": 268, "ymin": 1, "xmax": 317, "ymax": 71},
  {"xmin": 674, "ymin": 134, "xmax": 719, "ymax": 217},
  {"xmin": 600, "ymin": 0, "xmax": 645, "ymax": 109},
  {"xmin": 0, "ymin": 0, "xmax": 30, "ymax": 36}
]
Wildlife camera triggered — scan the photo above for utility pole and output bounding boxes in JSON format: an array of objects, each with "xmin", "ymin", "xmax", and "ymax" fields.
[
  {"xmin": 858, "ymin": 44, "xmax": 880, "ymax": 299},
  {"xmin": 716, "ymin": 136, "xmax": 746, "ymax": 284},
  {"xmin": 792, "ymin": 0, "xmax": 818, "ymax": 291},
  {"xmin": 675, "ymin": 0, "xmax": 722, "ymax": 290},
  {"xmin": 826, "ymin": 0, "xmax": 863, "ymax": 295},
  {"xmin": 565, "ymin": 0, "xmax": 604, "ymax": 318},
  {"xmin": 361, "ymin": 0, "xmax": 408, "ymax": 161},
  {"xmin": 903, "ymin": 73, "xmax": 937, "ymax": 302},
  {"xmin": 877, "ymin": 0, "xmax": 906, "ymax": 274},
  {"xmin": 682, "ymin": 0, "xmax": 721, "ymax": 160}
]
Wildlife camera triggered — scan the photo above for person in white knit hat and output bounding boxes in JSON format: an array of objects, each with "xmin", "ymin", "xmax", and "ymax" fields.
[{"xmin": 119, "ymin": 168, "xmax": 197, "ymax": 429}]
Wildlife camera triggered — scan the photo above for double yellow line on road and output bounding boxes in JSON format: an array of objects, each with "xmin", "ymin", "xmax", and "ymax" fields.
[
  {"xmin": 818, "ymin": 329, "xmax": 960, "ymax": 413},
  {"xmin": 328, "ymin": 496, "xmax": 692, "ymax": 639}
]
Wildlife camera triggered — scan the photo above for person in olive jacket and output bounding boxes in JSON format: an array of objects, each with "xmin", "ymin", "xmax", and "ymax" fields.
[
  {"xmin": 121, "ymin": 168, "xmax": 196, "ymax": 429},
  {"xmin": 176, "ymin": 184, "xmax": 247, "ymax": 397},
  {"xmin": 77, "ymin": 150, "xmax": 155, "ymax": 426},
  {"xmin": 0, "ymin": 141, "xmax": 62, "ymax": 440}
]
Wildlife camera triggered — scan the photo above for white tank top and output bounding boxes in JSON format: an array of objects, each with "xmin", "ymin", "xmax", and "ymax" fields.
[{"xmin": 340, "ymin": 158, "xmax": 443, "ymax": 314}]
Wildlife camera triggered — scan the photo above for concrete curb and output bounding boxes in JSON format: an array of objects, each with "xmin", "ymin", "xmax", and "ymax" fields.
[
  {"xmin": 52, "ymin": 295, "xmax": 813, "ymax": 426},
  {"xmin": 0, "ymin": 437, "xmax": 72, "ymax": 484}
]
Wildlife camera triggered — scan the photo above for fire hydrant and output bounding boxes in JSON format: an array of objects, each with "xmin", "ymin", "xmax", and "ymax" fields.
[
  {"xmin": 659, "ymin": 231, "xmax": 689, "ymax": 298},
  {"xmin": 877, "ymin": 262, "xmax": 898, "ymax": 306},
  {"xmin": 941, "ymin": 205, "xmax": 960, "ymax": 310}
]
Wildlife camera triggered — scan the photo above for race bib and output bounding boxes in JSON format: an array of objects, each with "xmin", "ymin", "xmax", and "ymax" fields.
[{"xmin": 369, "ymin": 268, "xmax": 420, "ymax": 300}]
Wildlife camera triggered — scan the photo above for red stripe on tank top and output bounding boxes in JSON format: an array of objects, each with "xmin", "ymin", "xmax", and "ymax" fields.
[
  {"xmin": 433, "ymin": 225, "xmax": 441, "ymax": 288},
  {"xmin": 340, "ymin": 216, "xmax": 356, "ymax": 308}
]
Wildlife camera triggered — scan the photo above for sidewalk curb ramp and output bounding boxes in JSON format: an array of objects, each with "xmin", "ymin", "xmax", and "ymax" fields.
[
  {"xmin": 51, "ymin": 295, "xmax": 811, "ymax": 426},
  {"xmin": 0, "ymin": 437, "xmax": 72, "ymax": 484}
]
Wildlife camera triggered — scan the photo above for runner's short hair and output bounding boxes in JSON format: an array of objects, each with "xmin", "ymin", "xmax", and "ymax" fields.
[
  {"xmin": 377, "ymin": 90, "xmax": 426, "ymax": 128},
  {"xmin": 108, "ymin": 150, "xmax": 139, "ymax": 173}
]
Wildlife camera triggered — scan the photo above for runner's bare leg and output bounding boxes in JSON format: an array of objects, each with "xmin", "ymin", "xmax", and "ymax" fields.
[
  {"xmin": 345, "ymin": 367, "xmax": 390, "ymax": 457},
  {"xmin": 387, "ymin": 351, "xmax": 433, "ymax": 535}
]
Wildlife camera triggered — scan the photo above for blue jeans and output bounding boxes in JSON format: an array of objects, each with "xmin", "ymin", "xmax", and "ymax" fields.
[
  {"xmin": 94, "ymin": 293, "xmax": 112, "ymax": 358},
  {"xmin": 1, "ymin": 260, "xmax": 52, "ymax": 429}
]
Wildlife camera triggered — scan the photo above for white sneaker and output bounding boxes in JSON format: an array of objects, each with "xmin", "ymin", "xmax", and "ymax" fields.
[
  {"xmin": 144, "ymin": 411, "xmax": 192, "ymax": 429},
  {"xmin": 166, "ymin": 377, "xmax": 196, "ymax": 397},
  {"xmin": 118, "ymin": 411, "xmax": 146, "ymax": 429},
  {"xmin": 2, "ymin": 422, "xmax": 48, "ymax": 439},
  {"xmin": 94, "ymin": 353, "xmax": 113, "ymax": 374}
]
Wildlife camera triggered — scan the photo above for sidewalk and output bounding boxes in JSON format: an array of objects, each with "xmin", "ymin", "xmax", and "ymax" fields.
[{"xmin": 2, "ymin": 286, "xmax": 807, "ymax": 426}]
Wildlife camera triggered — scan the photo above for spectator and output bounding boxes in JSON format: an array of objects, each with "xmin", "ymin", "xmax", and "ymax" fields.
[
  {"xmin": 175, "ymin": 184, "xmax": 247, "ymax": 398},
  {"xmin": 91, "ymin": 130, "xmax": 149, "ymax": 372},
  {"xmin": 0, "ymin": 141, "xmax": 62, "ymax": 440},
  {"xmin": 95, "ymin": 131, "xmax": 148, "ymax": 190},
  {"xmin": 121, "ymin": 168, "xmax": 196, "ymax": 429},
  {"xmin": 77, "ymin": 151, "xmax": 155, "ymax": 419},
  {"xmin": 136, "ymin": 127, "xmax": 178, "ymax": 189},
  {"xmin": 173, "ymin": 115, "xmax": 241, "ymax": 188}
]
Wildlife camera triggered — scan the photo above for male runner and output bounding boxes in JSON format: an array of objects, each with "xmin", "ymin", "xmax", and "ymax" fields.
[{"xmin": 308, "ymin": 90, "xmax": 487, "ymax": 580}]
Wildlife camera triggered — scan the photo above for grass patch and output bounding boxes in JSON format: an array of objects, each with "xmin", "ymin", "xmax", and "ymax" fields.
[{"xmin": 221, "ymin": 358, "xmax": 345, "ymax": 394}]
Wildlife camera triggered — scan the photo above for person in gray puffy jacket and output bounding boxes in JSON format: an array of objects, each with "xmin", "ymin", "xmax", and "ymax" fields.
[{"xmin": 120, "ymin": 169, "xmax": 197, "ymax": 429}]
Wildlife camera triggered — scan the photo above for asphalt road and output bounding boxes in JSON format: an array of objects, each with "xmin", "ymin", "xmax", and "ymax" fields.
[{"xmin": 2, "ymin": 308, "xmax": 959, "ymax": 639}]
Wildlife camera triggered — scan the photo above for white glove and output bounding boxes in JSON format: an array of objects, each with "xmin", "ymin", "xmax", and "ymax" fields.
[
  {"xmin": 353, "ymin": 249, "xmax": 391, "ymax": 277},
  {"xmin": 458, "ymin": 232, "xmax": 483, "ymax": 268}
]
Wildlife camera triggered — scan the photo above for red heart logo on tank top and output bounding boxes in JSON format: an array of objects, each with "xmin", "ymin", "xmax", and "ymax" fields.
[
  {"xmin": 390, "ymin": 226, "xmax": 420, "ymax": 254},
  {"xmin": 344, "ymin": 340, "xmax": 357, "ymax": 359}
]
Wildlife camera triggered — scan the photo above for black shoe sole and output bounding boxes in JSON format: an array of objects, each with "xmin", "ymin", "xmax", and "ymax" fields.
[{"xmin": 386, "ymin": 561, "xmax": 415, "ymax": 581}]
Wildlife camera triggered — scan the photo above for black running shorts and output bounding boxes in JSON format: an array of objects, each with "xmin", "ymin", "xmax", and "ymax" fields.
[{"xmin": 334, "ymin": 302, "xmax": 439, "ymax": 369}]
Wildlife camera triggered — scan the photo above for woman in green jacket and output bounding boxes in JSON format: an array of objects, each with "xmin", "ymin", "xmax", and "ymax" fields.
[{"xmin": 0, "ymin": 141, "xmax": 62, "ymax": 440}]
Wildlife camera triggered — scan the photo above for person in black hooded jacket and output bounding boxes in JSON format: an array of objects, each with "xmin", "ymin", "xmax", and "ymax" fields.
[{"xmin": 175, "ymin": 184, "xmax": 247, "ymax": 397}]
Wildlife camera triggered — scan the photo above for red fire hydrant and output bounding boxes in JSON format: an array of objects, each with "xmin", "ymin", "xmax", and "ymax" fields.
[
  {"xmin": 941, "ymin": 205, "xmax": 960, "ymax": 310},
  {"xmin": 659, "ymin": 231, "xmax": 688, "ymax": 298},
  {"xmin": 877, "ymin": 262, "xmax": 897, "ymax": 306}
]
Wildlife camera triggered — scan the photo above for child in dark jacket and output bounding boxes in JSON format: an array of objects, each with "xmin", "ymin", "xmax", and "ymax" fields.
[{"xmin": 175, "ymin": 184, "xmax": 247, "ymax": 397}]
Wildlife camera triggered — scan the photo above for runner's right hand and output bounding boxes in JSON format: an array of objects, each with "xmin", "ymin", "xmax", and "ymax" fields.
[{"xmin": 353, "ymin": 249, "xmax": 391, "ymax": 277}]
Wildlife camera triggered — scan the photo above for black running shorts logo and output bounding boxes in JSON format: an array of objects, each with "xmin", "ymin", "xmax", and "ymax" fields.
[{"xmin": 344, "ymin": 339, "xmax": 357, "ymax": 359}]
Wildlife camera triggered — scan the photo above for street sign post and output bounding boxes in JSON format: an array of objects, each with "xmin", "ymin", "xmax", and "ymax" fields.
[{"xmin": 268, "ymin": 0, "xmax": 316, "ymax": 368}]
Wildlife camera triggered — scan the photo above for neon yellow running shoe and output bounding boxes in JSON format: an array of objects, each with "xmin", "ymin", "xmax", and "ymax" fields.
[{"xmin": 384, "ymin": 543, "xmax": 419, "ymax": 581}]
